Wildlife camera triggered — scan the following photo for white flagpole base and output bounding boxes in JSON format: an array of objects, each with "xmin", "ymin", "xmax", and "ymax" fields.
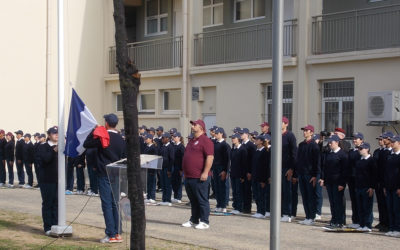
[{"xmin": 50, "ymin": 225, "xmax": 73, "ymax": 237}]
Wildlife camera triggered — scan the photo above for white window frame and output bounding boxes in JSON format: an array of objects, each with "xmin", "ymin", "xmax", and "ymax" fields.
[
  {"xmin": 264, "ymin": 83, "xmax": 293, "ymax": 130},
  {"xmin": 116, "ymin": 93, "xmax": 123, "ymax": 112},
  {"xmin": 138, "ymin": 91, "xmax": 156, "ymax": 113},
  {"xmin": 145, "ymin": 0, "xmax": 168, "ymax": 37},
  {"xmin": 162, "ymin": 89, "xmax": 181, "ymax": 114},
  {"xmin": 203, "ymin": 0, "xmax": 224, "ymax": 28},
  {"xmin": 321, "ymin": 80, "xmax": 354, "ymax": 137},
  {"xmin": 234, "ymin": 0, "xmax": 265, "ymax": 23}
]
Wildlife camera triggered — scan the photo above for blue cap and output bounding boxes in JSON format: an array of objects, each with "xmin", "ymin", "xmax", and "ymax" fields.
[
  {"xmin": 264, "ymin": 134, "xmax": 271, "ymax": 141},
  {"xmin": 156, "ymin": 126, "xmax": 164, "ymax": 131},
  {"xmin": 169, "ymin": 128, "xmax": 177, "ymax": 134},
  {"xmin": 144, "ymin": 133, "xmax": 153, "ymax": 140},
  {"xmin": 14, "ymin": 130, "xmax": 23, "ymax": 135},
  {"xmin": 233, "ymin": 127, "xmax": 241, "ymax": 133},
  {"xmin": 209, "ymin": 126, "xmax": 218, "ymax": 131},
  {"xmin": 33, "ymin": 132, "xmax": 40, "ymax": 137},
  {"xmin": 357, "ymin": 142, "xmax": 371, "ymax": 149},
  {"xmin": 229, "ymin": 134, "xmax": 241, "ymax": 139},
  {"xmin": 161, "ymin": 132, "xmax": 171, "ymax": 138},
  {"xmin": 353, "ymin": 132, "xmax": 364, "ymax": 140},
  {"xmin": 173, "ymin": 132, "xmax": 182, "ymax": 137},
  {"xmin": 47, "ymin": 126, "xmax": 58, "ymax": 135},
  {"xmin": 139, "ymin": 125, "xmax": 147, "ymax": 130},
  {"xmin": 40, "ymin": 133, "xmax": 46, "ymax": 138},
  {"xmin": 312, "ymin": 134, "xmax": 321, "ymax": 140},
  {"xmin": 250, "ymin": 131, "xmax": 259, "ymax": 137},
  {"xmin": 382, "ymin": 131, "xmax": 394, "ymax": 138},
  {"xmin": 389, "ymin": 135, "xmax": 400, "ymax": 142},
  {"xmin": 327, "ymin": 134, "xmax": 340, "ymax": 142},
  {"xmin": 24, "ymin": 133, "xmax": 31, "ymax": 138},
  {"xmin": 239, "ymin": 128, "xmax": 250, "ymax": 134},
  {"xmin": 147, "ymin": 127, "xmax": 155, "ymax": 132},
  {"xmin": 215, "ymin": 127, "xmax": 225, "ymax": 134},
  {"xmin": 255, "ymin": 135, "xmax": 266, "ymax": 141},
  {"xmin": 103, "ymin": 113, "xmax": 119, "ymax": 126}
]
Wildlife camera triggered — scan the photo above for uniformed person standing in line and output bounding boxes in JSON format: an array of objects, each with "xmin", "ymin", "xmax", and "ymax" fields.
[
  {"xmin": 208, "ymin": 126, "xmax": 218, "ymax": 199},
  {"xmin": 0, "ymin": 130, "xmax": 6, "ymax": 187},
  {"xmin": 22, "ymin": 133, "xmax": 34, "ymax": 188},
  {"xmin": 33, "ymin": 133, "xmax": 41, "ymax": 188},
  {"xmin": 4, "ymin": 132, "xmax": 15, "ymax": 188},
  {"xmin": 14, "ymin": 130, "xmax": 25, "ymax": 187},
  {"xmin": 240, "ymin": 128, "xmax": 256, "ymax": 214},
  {"xmin": 158, "ymin": 132, "xmax": 175, "ymax": 206}
]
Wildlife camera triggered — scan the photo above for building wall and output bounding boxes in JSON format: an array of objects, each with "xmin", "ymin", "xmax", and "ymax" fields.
[{"xmin": 322, "ymin": 0, "xmax": 400, "ymax": 14}]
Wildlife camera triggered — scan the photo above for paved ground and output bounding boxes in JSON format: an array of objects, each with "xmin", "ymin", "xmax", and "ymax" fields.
[{"xmin": 0, "ymin": 187, "xmax": 398, "ymax": 249}]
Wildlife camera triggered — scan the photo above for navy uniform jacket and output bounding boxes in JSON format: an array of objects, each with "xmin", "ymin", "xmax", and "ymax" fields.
[
  {"xmin": 173, "ymin": 142, "xmax": 185, "ymax": 172},
  {"xmin": 83, "ymin": 130, "xmax": 126, "ymax": 177},
  {"xmin": 22, "ymin": 141, "xmax": 34, "ymax": 164},
  {"xmin": 158, "ymin": 142, "xmax": 175, "ymax": 172},
  {"xmin": 213, "ymin": 140, "xmax": 231, "ymax": 172},
  {"xmin": 377, "ymin": 148, "xmax": 392, "ymax": 184},
  {"xmin": 383, "ymin": 151, "xmax": 400, "ymax": 191},
  {"xmin": 139, "ymin": 135, "xmax": 145, "ymax": 153},
  {"xmin": 143, "ymin": 143, "xmax": 158, "ymax": 174},
  {"xmin": 251, "ymin": 147, "xmax": 270, "ymax": 183},
  {"xmin": 230, "ymin": 144, "xmax": 248, "ymax": 179},
  {"xmin": 282, "ymin": 131, "xmax": 297, "ymax": 171},
  {"xmin": 33, "ymin": 141, "xmax": 41, "ymax": 165},
  {"xmin": 355, "ymin": 155, "xmax": 376, "ymax": 189},
  {"xmin": 154, "ymin": 136, "xmax": 163, "ymax": 152},
  {"xmin": 4, "ymin": 140, "xmax": 15, "ymax": 162},
  {"xmin": 321, "ymin": 148, "xmax": 348, "ymax": 186},
  {"xmin": 0, "ymin": 138, "xmax": 6, "ymax": 158},
  {"xmin": 15, "ymin": 138, "xmax": 24, "ymax": 161},
  {"xmin": 348, "ymin": 148, "xmax": 361, "ymax": 181},
  {"xmin": 243, "ymin": 140, "xmax": 256, "ymax": 175},
  {"xmin": 295, "ymin": 139, "xmax": 320, "ymax": 178},
  {"xmin": 37, "ymin": 142, "xmax": 58, "ymax": 184}
]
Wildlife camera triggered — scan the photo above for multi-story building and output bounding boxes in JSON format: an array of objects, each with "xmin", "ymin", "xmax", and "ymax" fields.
[{"xmin": 2, "ymin": 0, "xmax": 400, "ymax": 146}]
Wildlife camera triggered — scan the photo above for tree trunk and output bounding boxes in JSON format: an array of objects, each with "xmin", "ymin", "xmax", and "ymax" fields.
[{"xmin": 112, "ymin": 0, "xmax": 145, "ymax": 249}]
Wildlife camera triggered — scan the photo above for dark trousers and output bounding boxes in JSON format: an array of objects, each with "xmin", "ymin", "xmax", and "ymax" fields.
[
  {"xmin": 376, "ymin": 183, "xmax": 389, "ymax": 226},
  {"xmin": 292, "ymin": 180, "xmax": 298, "ymax": 217},
  {"xmin": 265, "ymin": 183, "xmax": 270, "ymax": 213},
  {"xmin": 231, "ymin": 177, "xmax": 243, "ymax": 212},
  {"xmin": 256, "ymin": 182, "xmax": 267, "ymax": 215},
  {"xmin": 281, "ymin": 168, "xmax": 292, "ymax": 216},
  {"xmin": 355, "ymin": 188, "xmax": 373, "ymax": 228},
  {"xmin": 87, "ymin": 163, "xmax": 98, "ymax": 194},
  {"xmin": 348, "ymin": 177, "xmax": 360, "ymax": 224},
  {"xmin": 185, "ymin": 177, "xmax": 211, "ymax": 224},
  {"xmin": 0, "ymin": 156, "xmax": 5, "ymax": 183},
  {"xmin": 16, "ymin": 160, "xmax": 25, "ymax": 185},
  {"xmin": 146, "ymin": 170, "xmax": 156, "ymax": 200},
  {"xmin": 243, "ymin": 178, "xmax": 253, "ymax": 212},
  {"xmin": 315, "ymin": 174, "xmax": 323, "ymax": 215},
  {"xmin": 299, "ymin": 175, "xmax": 317, "ymax": 220},
  {"xmin": 211, "ymin": 170, "xmax": 216, "ymax": 195},
  {"xmin": 40, "ymin": 183, "xmax": 58, "ymax": 232},
  {"xmin": 212, "ymin": 165, "xmax": 227, "ymax": 208},
  {"xmin": 171, "ymin": 167, "xmax": 182, "ymax": 200},
  {"xmin": 385, "ymin": 189, "xmax": 400, "ymax": 232},
  {"xmin": 160, "ymin": 168, "xmax": 172, "ymax": 202},
  {"xmin": 225, "ymin": 175, "xmax": 230, "ymax": 207},
  {"xmin": 24, "ymin": 161, "xmax": 33, "ymax": 186},
  {"xmin": 33, "ymin": 162, "xmax": 41, "ymax": 186},
  {"xmin": 6, "ymin": 161, "xmax": 14, "ymax": 185},
  {"xmin": 98, "ymin": 175, "xmax": 120, "ymax": 238},
  {"xmin": 326, "ymin": 184, "xmax": 345, "ymax": 225},
  {"xmin": 66, "ymin": 166, "xmax": 85, "ymax": 191}
]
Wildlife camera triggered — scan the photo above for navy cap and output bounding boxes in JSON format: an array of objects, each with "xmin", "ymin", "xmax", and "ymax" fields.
[
  {"xmin": 229, "ymin": 134, "xmax": 241, "ymax": 139},
  {"xmin": 215, "ymin": 127, "xmax": 225, "ymax": 134},
  {"xmin": 376, "ymin": 134, "xmax": 384, "ymax": 140},
  {"xmin": 139, "ymin": 125, "xmax": 147, "ymax": 130},
  {"xmin": 33, "ymin": 132, "xmax": 40, "ymax": 137},
  {"xmin": 357, "ymin": 142, "xmax": 371, "ymax": 150},
  {"xmin": 233, "ymin": 127, "xmax": 241, "ymax": 133},
  {"xmin": 169, "ymin": 128, "xmax": 177, "ymax": 134},
  {"xmin": 156, "ymin": 126, "xmax": 164, "ymax": 131},
  {"xmin": 147, "ymin": 127, "xmax": 155, "ymax": 132},
  {"xmin": 209, "ymin": 126, "xmax": 218, "ymax": 131},
  {"xmin": 47, "ymin": 126, "xmax": 58, "ymax": 134},
  {"xmin": 24, "ymin": 133, "xmax": 31, "ymax": 138},
  {"xmin": 144, "ymin": 133, "xmax": 153, "ymax": 140},
  {"xmin": 103, "ymin": 113, "xmax": 119, "ymax": 126},
  {"xmin": 14, "ymin": 130, "xmax": 23, "ymax": 135},
  {"xmin": 250, "ymin": 131, "xmax": 259, "ymax": 137},
  {"xmin": 327, "ymin": 134, "xmax": 340, "ymax": 142},
  {"xmin": 353, "ymin": 132, "xmax": 364, "ymax": 140},
  {"xmin": 40, "ymin": 133, "xmax": 46, "ymax": 138},
  {"xmin": 256, "ymin": 135, "xmax": 266, "ymax": 141},
  {"xmin": 312, "ymin": 134, "xmax": 321, "ymax": 140},
  {"xmin": 173, "ymin": 132, "xmax": 182, "ymax": 137},
  {"xmin": 239, "ymin": 128, "xmax": 250, "ymax": 134},
  {"xmin": 389, "ymin": 135, "xmax": 400, "ymax": 142},
  {"xmin": 382, "ymin": 131, "xmax": 394, "ymax": 138},
  {"xmin": 161, "ymin": 132, "xmax": 171, "ymax": 138}
]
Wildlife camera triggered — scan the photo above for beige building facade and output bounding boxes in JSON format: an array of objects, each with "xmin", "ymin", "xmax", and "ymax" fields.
[{"xmin": 1, "ymin": 0, "xmax": 399, "ymax": 147}]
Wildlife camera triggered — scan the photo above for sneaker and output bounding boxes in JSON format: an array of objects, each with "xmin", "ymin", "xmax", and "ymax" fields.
[
  {"xmin": 86, "ymin": 190, "xmax": 95, "ymax": 196},
  {"xmin": 182, "ymin": 220, "xmax": 198, "ymax": 228},
  {"xmin": 65, "ymin": 190, "xmax": 75, "ymax": 195},
  {"xmin": 315, "ymin": 214, "xmax": 322, "ymax": 220},
  {"xmin": 280, "ymin": 215, "xmax": 292, "ymax": 223},
  {"xmin": 100, "ymin": 236, "xmax": 111, "ymax": 243},
  {"xmin": 171, "ymin": 199, "xmax": 182, "ymax": 204},
  {"xmin": 147, "ymin": 199, "xmax": 156, "ymax": 204},
  {"xmin": 385, "ymin": 231, "xmax": 394, "ymax": 236},
  {"xmin": 347, "ymin": 223, "xmax": 360, "ymax": 229},
  {"xmin": 195, "ymin": 222, "xmax": 210, "ymax": 230},
  {"xmin": 221, "ymin": 208, "xmax": 227, "ymax": 213},
  {"xmin": 323, "ymin": 224, "xmax": 335, "ymax": 230},
  {"xmin": 299, "ymin": 219, "xmax": 308, "ymax": 225},
  {"xmin": 158, "ymin": 202, "xmax": 172, "ymax": 206},
  {"xmin": 7, "ymin": 184, "xmax": 14, "ymax": 188},
  {"xmin": 265, "ymin": 212, "xmax": 270, "ymax": 217},
  {"xmin": 231, "ymin": 210, "xmax": 241, "ymax": 215},
  {"xmin": 356, "ymin": 226, "xmax": 364, "ymax": 232},
  {"xmin": 45, "ymin": 230, "xmax": 51, "ymax": 236},
  {"xmin": 214, "ymin": 207, "xmax": 222, "ymax": 212},
  {"xmin": 391, "ymin": 231, "xmax": 400, "ymax": 237},
  {"xmin": 333, "ymin": 224, "xmax": 344, "ymax": 229},
  {"xmin": 252, "ymin": 213, "xmax": 265, "ymax": 219},
  {"xmin": 76, "ymin": 190, "xmax": 84, "ymax": 195},
  {"xmin": 303, "ymin": 219, "xmax": 315, "ymax": 226},
  {"xmin": 23, "ymin": 184, "xmax": 33, "ymax": 189},
  {"xmin": 362, "ymin": 227, "xmax": 372, "ymax": 232},
  {"xmin": 114, "ymin": 234, "xmax": 123, "ymax": 243}
]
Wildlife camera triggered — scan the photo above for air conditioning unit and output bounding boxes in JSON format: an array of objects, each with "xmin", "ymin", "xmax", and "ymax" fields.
[{"xmin": 368, "ymin": 91, "xmax": 400, "ymax": 122}]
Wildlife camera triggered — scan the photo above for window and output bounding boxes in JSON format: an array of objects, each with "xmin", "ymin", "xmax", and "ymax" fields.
[
  {"xmin": 235, "ymin": 0, "xmax": 265, "ymax": 22},
  {"xmin": 116, "ymin": 94, "xmax": 123, "ymax": 112},
  {"xmin": 145, "ymin": 0, "xmax": 168, "ymax": 36},
  {"xmin": 321, "ymin": 80, "xmax": 354, "ymax": 138},
  {"xmin": 203, "ymin": 0, "xmax": 223, "ymax": 27},
  {"xmin": 139, "ymin": 92, "xmax": 156, "ymax": 113},
  {"xmin": 264, "ymin": 83, "xmax": 293, "ymax": 131},
  {"xmin": 163, "ymin": 89, "xmax": 181, "ymax": 111}
]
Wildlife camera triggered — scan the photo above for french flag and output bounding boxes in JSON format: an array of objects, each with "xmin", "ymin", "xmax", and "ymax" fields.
[{"xmin": 65, "ymin": 89, "xmax": 98, "ymax": 157}]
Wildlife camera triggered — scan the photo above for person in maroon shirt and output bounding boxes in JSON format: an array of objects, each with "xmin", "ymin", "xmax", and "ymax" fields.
[{"xmin": 181, "ymin": 120, "xmax": 214, "ymax": 230}]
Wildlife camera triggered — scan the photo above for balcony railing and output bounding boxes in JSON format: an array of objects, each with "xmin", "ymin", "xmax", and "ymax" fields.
[
  {"xmin": 312, "ymin": 4, "xmax": 400, "ymax": 54},
  {"xmin": 193, "ymin": 19, "xmax": 297, "ymax": 66},
  {"xmin": 109, "ymin": 36, "xmax": 183, "ymax": 74}
]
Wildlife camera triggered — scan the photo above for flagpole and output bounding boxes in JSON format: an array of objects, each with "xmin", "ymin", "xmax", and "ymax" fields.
[{"xmin": 51, "ymin": 0, "xmax": 72, "ymax": 236}]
